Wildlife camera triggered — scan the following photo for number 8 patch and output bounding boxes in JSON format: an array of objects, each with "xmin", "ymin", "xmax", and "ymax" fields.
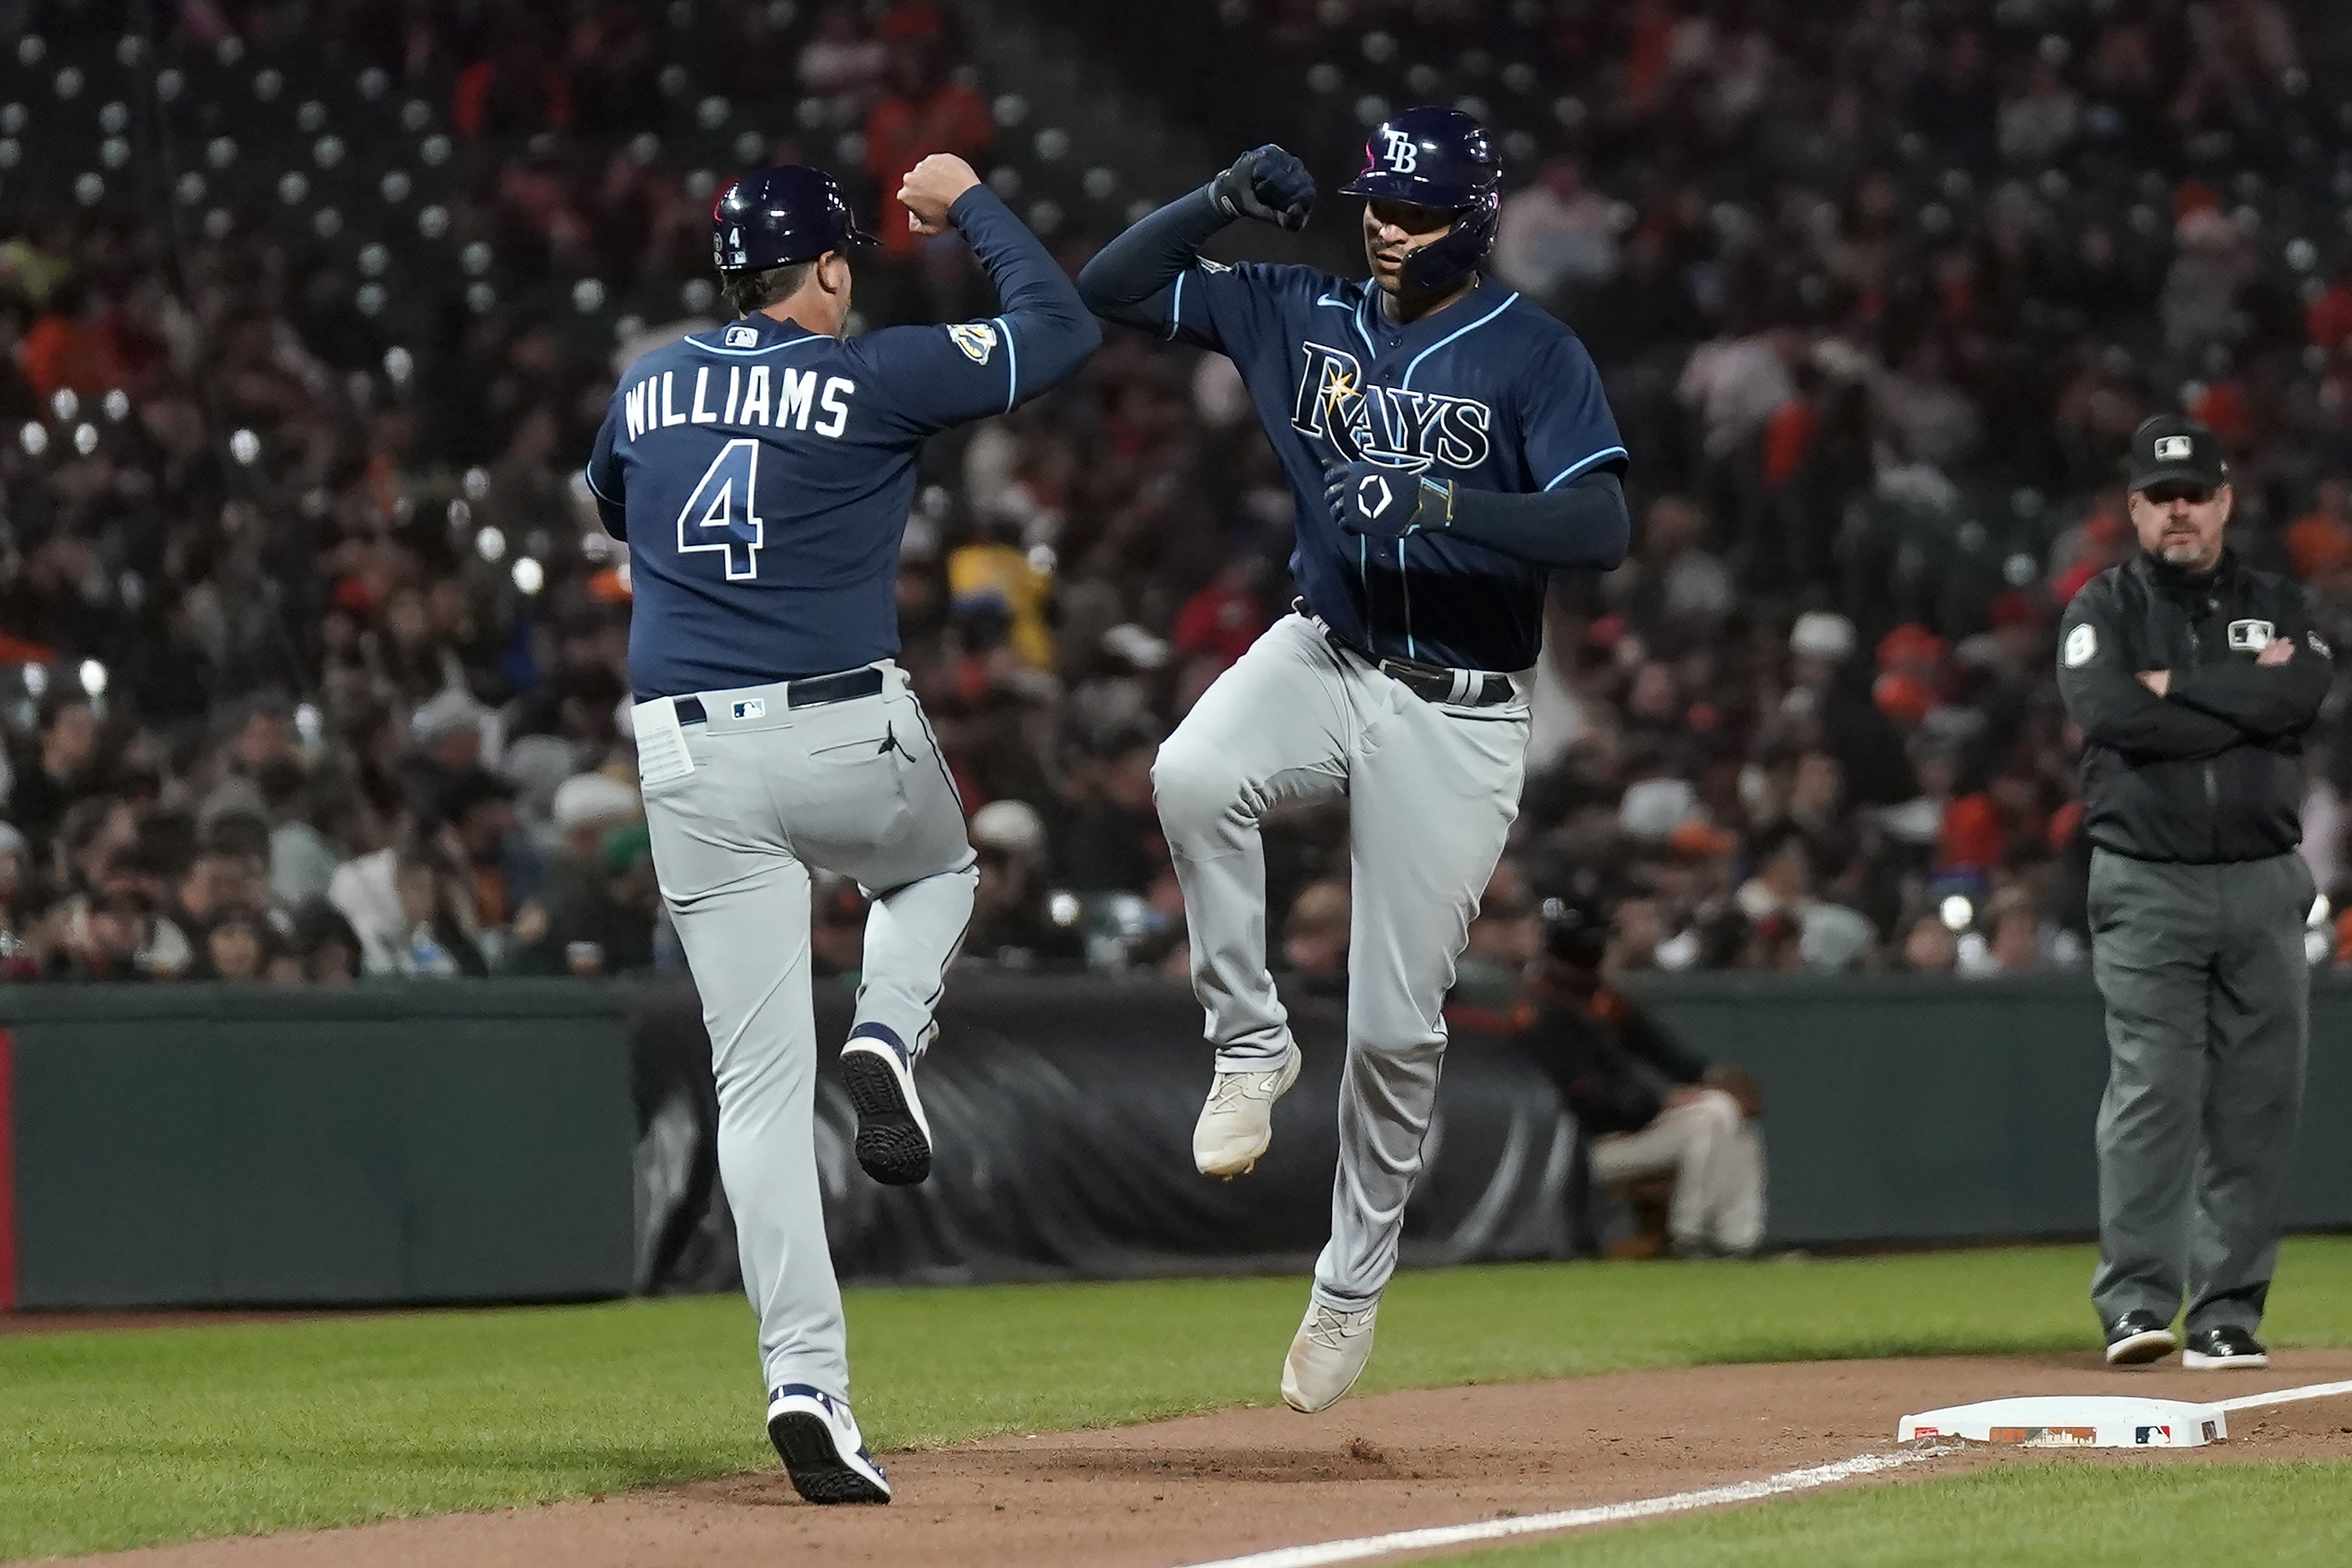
[{"xmin": 2064, "ymin": 623, "xmax": 2096, "ymax": 668}]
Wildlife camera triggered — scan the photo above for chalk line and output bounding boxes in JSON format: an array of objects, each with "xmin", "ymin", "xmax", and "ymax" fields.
[{"xmin": 1171, "ymin": 1446, "xmax": 1950, "ymax": 1568}]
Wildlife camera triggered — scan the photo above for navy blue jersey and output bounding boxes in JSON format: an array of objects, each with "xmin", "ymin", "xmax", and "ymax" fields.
[
  {"xmin": 1142, "ymin": 265, "xmax": 1622, "ymax": 670},
  {"xmin": 586, "ymin": 187, "xmax": 1098, "ymax": 700}
]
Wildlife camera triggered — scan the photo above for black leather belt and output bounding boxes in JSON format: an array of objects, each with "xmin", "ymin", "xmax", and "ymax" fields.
[
  {"xmin": 1300, "ymin": 603, "xmax": 1513, "ymax": 707},
  {"xmin": 673, "ymin": 666, "xmax": 884, "ymax": 724}
]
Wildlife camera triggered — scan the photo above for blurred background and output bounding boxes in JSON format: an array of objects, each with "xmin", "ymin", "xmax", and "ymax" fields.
[
  {"xmin": 10, "ymin": 0, "xmax": 2352, "ymax": 1307},
  {"xmin": 5, "ymin": 0, "xmax": 2352, "ymax": 988}
]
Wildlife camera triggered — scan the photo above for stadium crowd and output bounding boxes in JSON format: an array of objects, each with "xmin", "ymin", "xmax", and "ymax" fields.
[{"xmin": 4, "ymin": 0, "xmax": 2351, "ymax": 986}]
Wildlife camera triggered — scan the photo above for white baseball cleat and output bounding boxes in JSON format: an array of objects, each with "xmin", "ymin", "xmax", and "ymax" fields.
[
  {"xmin": 767, "ymin": 1384, "xmax": 891, "ymax": 1504},
  {"xmin": 1282, "ymin": 1299, "xmax": 1379, "ymax": 1413},
  {"xmin": 1192, "ymin": 1042, "xmax": 1303, "ymax": 1177}
]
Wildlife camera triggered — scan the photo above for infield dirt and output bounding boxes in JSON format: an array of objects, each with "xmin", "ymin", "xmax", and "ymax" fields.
[{"xmin": 66, "ymin": 1350, "xmax": 2352, "ymax": 1568}]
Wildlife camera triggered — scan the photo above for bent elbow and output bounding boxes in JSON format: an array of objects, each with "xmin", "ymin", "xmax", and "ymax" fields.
[
  {"xmin": 1588, "ymin": 498, "xmax": 1632, "ymax": 571},
  {"xmin": 1074, "ymin": 257, "xmax": 1125, "ymax": 313}
]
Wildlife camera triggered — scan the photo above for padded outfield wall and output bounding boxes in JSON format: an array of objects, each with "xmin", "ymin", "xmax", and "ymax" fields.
[{"xmin": 2, "ymin": 975, "xmax": 2347, "ymax": 1308}]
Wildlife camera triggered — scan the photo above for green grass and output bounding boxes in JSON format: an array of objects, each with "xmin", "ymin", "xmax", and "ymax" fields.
[
  {"xmin": 1456, "ymin": 1460, "xmax": 2352, "ymax": 1566},
  {"xmin": 5, "ymin": 1237, "xmax": 2352, "ymax": 1559}
]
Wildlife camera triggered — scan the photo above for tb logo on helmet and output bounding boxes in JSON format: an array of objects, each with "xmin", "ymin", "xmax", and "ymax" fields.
[{"xmin": 1379, "ymin": 129, "xmax": 1419, "ymax": 174}]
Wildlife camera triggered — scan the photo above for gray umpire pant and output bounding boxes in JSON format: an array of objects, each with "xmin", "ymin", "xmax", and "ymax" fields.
[
  {"xmin": 2087, "ymin": 848, "xmax": 2310, "ymax": 1335},
  {"xmin": 638, "ymin": 664, "xmax": 975, "ymax": 1402}
]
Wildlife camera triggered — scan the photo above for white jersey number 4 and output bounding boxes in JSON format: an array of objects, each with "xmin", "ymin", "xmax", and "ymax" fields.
[{"xmin": 677, "ymin": 438, "xmax": 764, "ymax": 581}]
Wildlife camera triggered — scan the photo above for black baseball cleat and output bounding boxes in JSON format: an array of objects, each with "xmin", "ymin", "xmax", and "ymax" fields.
[
  {"xmin": 840, "ymin": 1024, "xmax": 933, "ymax": 1185},
  {"xmin": 768, "ymin": 1385, "xmax": 891, "ymax": 1503},
  {"xmin": 2183, "ymin": 1325, "xmax": 2270, "ymax": 1369},
  {"xmin": 2103, "ymin": 1310, "xmax": 2179, "ymax": 1366}
]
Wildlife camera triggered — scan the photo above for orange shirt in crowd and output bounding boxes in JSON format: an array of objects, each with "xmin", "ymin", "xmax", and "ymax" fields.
[
  {"xmin": 22, "ymin": 312, "xmax": 126, "ymax": 398},
  {"xmin": 865, "ymin": 82, "xmax": 993, "ymax": 256}
]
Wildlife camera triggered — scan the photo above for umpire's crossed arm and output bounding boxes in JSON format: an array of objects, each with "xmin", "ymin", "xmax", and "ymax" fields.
[{"xmin": 2058, "ymin": 561, "xmax": 2334, "ymax": 862}]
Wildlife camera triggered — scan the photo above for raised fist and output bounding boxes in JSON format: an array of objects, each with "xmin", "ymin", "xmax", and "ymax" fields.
[{"xmin": 1211, "ymin": 145, "xmax": 1315, "ymax": 232}]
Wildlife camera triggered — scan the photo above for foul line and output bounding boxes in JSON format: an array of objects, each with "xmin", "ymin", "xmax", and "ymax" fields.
[
  {"xmin": 2211, "ymin": 1377, "xmax": 2352, "ymax": 1414},
  {"xmin": 1172, "ymin": 1448, "xmax": 1949, "ymax": 1568}
]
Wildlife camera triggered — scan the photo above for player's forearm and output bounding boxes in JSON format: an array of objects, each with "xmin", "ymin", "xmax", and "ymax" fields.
[
  {"xmin": 949, "ymin": 185, "xmax": 1102, "ymax": 395},
  {"xmin": 1444, "ymin": 470, "xmax": 1630, "ymax": 569},
  {"xmin": 1074, "ymin": 185, "xmax": 1225, "ymax": 325}
]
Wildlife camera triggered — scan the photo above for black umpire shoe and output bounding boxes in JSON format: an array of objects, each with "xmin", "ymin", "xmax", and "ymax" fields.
[
  {"xmin": 2103, "ymin": 1310, "xmax": 2179, "ymax": 1366},
  {"xmin": 2183, "ymin": 1325, "xmax": 2270, "ymax": 1369}
]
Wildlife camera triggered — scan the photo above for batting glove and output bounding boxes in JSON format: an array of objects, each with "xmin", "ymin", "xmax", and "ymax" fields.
[
  {"xmin": 1212, "ymin": 145, "xmax": 1315, "ymax": 233},
  {"xmin": 1326, "ymin": 460, "xmax": 1454, "ymax": 539}
]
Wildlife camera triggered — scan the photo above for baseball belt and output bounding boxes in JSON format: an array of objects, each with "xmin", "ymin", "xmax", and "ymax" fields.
[
  {"xmin": 1297, "ymin": 601, "xmax": 1515, "ymax": 708},
  {"xmin": 672, "ymin": 666, "xmax": 884, "ymax": 725}
]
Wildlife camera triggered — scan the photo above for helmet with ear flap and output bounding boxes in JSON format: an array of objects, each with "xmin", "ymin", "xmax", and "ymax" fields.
[{"xmin": 1339, "ymin": 104, "xmax": 1502, "ymax": 294}]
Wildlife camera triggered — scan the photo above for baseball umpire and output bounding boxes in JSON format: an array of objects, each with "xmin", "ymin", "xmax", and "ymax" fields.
[
  {"xmin": 1076, "ymin": 109, "xmax": 1630, "ymax": 1412},
  {"xmin": 583, "ymin": 155, "xmax": 1097, "ymax": 1502},
  {"xmin": 2056, "ymin": 414, "xmax": 2330, "ymax": 1370}
]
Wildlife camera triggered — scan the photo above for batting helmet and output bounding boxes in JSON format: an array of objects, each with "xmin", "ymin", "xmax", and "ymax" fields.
[
  {"xmin": 1339, "ymin": 105, "xmax": 1501, "ymax": 295},
  {"xmin": 711, "ymin": 165, "xmax": 877, "ymax": 273}
]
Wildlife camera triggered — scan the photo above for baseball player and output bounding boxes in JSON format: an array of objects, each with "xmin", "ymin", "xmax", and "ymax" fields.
[
  {"xmin": 1076, "ymin": 108, "xmax": 1630, "ymax": 1411},
  {"xmin": 584, "ymin": 155, "xmax": 1098, "ymax": 1502}
]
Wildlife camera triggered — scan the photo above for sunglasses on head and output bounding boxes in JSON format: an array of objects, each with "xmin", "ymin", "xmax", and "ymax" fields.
[{"xmin": 2141, "ymin": 481, "xmax": 2214, "ymax": 506}]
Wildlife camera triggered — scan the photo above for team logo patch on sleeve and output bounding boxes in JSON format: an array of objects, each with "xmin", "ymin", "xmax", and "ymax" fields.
[
  {"xmin": 947, "ymin": 323, "xmax": 1000, "ymax": 364},
  {"xmin": 2311, "ymin": 630, "xmax": 2333, "ymax": 659},
  {"xmin": 2064, "ymin": 623, "xmax": 2097, "ymax": 668}
]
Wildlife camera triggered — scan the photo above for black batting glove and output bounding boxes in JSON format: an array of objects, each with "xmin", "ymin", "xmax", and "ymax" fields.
[
  {"xmin": 1211, "ymin": 145, "xmax": 1315, "ymax": 232},
  {"xmin": 1325, "ymin": 460, "xmax": 1454, "ymax": 539}
]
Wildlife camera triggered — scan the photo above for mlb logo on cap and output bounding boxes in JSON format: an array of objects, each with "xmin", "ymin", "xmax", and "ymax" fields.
[{"xmin": 2127, "ymin": 414, "xmax": 2227, "ymax": 492}]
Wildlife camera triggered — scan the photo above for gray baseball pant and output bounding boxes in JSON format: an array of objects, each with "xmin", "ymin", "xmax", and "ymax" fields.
[
  {"xmin": 1153, "ymin": 612, "xmax": 1528, "ymax": 1310},
  {"xmin": 638, "ymin": 665, "xmax": 975, "ymax": 1400},
  {"xmin": 2087, "ymin": 848, "xmax": 2310, "ymax": 1335}
]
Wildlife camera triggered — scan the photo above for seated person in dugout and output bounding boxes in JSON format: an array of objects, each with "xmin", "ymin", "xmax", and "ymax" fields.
[{"xmin": 1513, "ymin": 895, "xmax": 1767, "ymax": 1258}]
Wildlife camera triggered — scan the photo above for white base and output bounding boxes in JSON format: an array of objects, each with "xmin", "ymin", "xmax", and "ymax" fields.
[{"xmin": 1900, "ymin": 1396, "xmax": 2226, "ymax": 1448}]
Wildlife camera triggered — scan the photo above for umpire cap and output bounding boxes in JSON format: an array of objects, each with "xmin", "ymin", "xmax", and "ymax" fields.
[
  {"xmin": 1340, "ymin": 105, "xmax": 1501, "ymax": 294},
  {"xmin": 2126, "ymin": 414, "xmax": 2229, "ymax": 494},
  {"xmin": 712, "ymin": 165, "xmax": 877, "ymax": 272}
]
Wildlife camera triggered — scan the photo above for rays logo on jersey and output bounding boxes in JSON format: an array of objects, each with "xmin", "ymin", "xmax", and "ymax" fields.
[
  {"xmin": 1288, "ymin": 341, "xmax": 1492, "ymax": 473},
  {"xmin": 947, "ymin": 322, "xmax": 999, "ymax": 364}
]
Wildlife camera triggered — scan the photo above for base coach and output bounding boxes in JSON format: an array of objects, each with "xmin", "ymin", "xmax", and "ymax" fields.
[{"xmin": 2056, "ymin": 414, "xmax": 2331, "ymax": 1370}]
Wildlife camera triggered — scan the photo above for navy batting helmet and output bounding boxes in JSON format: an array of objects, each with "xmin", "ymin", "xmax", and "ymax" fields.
[
  {"xmin": 711, "ymin": 165, "xmax": 877, "ymax": 273},
  {"xmin": 1339, "ymin": 106, "xmax": 1501, "ymax": 295}
]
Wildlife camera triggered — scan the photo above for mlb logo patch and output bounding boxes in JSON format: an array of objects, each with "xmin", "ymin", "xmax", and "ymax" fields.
[
  {"xmin": 724, "ymin": 325, "xmax": 760, "ymax": 348},
  {"xmin": 731, "ymin": 698, "xmax": 766, "ymax": 720},
  {"xmin": 2227, "ymin": 619, "xmax": 2274, "ymax": 652},
  {"xmin": 2154, "ymin": 434, "xmax": 2194, "ymax": 461},
  {"xmin": 947, "ymin": 322, "xmax": 1000, "ymax": 364}
]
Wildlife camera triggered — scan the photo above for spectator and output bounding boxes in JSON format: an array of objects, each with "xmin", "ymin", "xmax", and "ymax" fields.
[
  {"xmin": 513, "ymin": 774, "xmax": 652, "ymax": 977},
  {"xmin": 863, "ymin": 41, "xmax": 992, "ymax": 257},
  {"xmin": 6, "ymin": 695, "xmax": 103, "ymax": 851},
  {"xmin": 1491, "ymin": 157, "xmax": 1620, "ymax": 307},
  {"xmin": 1054, "ymin": 728, "xmax": 1164, "ymax": 895},
  {"xmin": 258, "ymin": 760, "xmax": 343, "ymax": 909},
  {"xmin": 964, "ymin": 799, "xmax": 1084, "ymax": 967},
  {"xmin": 328, "ymin": 826, "xmax": 487, "ymax": 978},
  {"xmin": 1454, "ymin": 861, "xmax": 1541, "ymax": 1007},
  {"xmin": 1279, "ymin": 879, "xmax": 1350, "ymax": 993},
  {"xmin": 197, "ymin": 908, "xmax": 274, "ymax": 983},
  {"xmin": 290, "ymin": 901, "xmax": 363, "ymax": 986},
  {"xmin": 1898, "ymin": 912, "xmax": 1961, "ymax": 974}
]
